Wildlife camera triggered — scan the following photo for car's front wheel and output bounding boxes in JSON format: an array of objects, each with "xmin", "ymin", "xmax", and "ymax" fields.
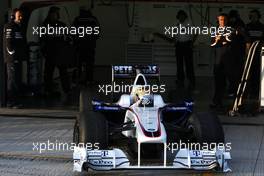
[
  {"xmin": 188, "ymin": 112, "xmax": 225, "ymax": 149},
  {"xmin": 73, "ymin": 111, "xmax": 108, "ymax": 150}
]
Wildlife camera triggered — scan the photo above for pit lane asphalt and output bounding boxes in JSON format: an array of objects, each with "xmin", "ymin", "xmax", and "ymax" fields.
[{"xmin": 0, "ymin": 116, "xmax": 263, "ymax": 176}]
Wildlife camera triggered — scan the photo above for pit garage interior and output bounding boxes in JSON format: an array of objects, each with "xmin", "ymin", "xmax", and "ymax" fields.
[
  {"xmin": 0, "ymin": 0, "xmax": 264, "ymax": 109},
  {"xmin": 0, "ymin": 0, "xmax": 264, "ymax": 175}
]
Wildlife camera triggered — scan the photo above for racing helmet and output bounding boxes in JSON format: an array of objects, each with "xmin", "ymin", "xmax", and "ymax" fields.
[
  {"xmin": 132, "ymin": 85, "xmax": 148, "ymax": 103},
  {"xmin": 139, "ymin": 94, "xmax": 154, "ymax": 107}
]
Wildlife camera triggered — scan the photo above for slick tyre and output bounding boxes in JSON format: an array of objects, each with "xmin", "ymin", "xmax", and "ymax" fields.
[
  {"xmin": 188, "ymin": 112, "xmax": 224, "ymax": 148},
  {"xmin": 79, "ymin": 87, "xmax": 94, "ymax": 112},
  {"xmin": 78, "ymin": 111, "xmax": 108, "ymax": 149}
]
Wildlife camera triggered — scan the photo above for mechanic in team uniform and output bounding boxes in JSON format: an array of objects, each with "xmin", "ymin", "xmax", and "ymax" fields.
[
  {"xmin": 73, "ymin": 7, "xmax": 100, "ymax": 85},
  {"xmin": 245, "ymin": 9, "xmax": 264, "ymax": 98},
  {"xmin": 210, "ymin": 13, "xmax": 235, "ymax": 109},
  {"xmin": 3, "ymin": 8, "xmax": 27, "ymax": 108},
  {"xmin": 41, "ymin": 6, "xmax": 71, "ymax": 96},
  {"xmin": 227, "ymin": 10, "xmax": 247, "ymax": 97},
  {"xmin": 174, "ymin": 10, "xmax": 196, "ymax": 91}
]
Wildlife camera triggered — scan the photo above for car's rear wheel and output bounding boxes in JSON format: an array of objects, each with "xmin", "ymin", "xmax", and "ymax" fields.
[{"xmin": 188, "ymin": 112, "xmax": 224, "ymax": 149}]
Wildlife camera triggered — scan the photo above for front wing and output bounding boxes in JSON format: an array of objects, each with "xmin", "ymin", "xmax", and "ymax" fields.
[{"xmin": 73, "ymin": 147, "xmax": 231, "ymax": 172}]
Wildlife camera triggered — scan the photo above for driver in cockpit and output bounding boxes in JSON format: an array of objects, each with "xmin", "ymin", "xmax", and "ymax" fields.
[{"xmin": 131, "ymin": 86, "xmax": 154, "ymax": 107}]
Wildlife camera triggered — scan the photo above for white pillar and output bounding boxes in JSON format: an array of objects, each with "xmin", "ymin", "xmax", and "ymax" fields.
[{"xmin": 260, "ymin": 46, "xmax": 264, "ymax": 108}]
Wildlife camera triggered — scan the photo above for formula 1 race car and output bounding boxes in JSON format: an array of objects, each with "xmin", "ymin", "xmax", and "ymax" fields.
[{"xmin": 73, "ymin": 65, "xmax": 231, "ymax": 173}]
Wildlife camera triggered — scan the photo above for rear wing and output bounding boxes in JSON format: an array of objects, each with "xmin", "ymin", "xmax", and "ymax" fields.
[{"xmin": 112, "ymin": 65, "xmax": 160, "ymax": 82}]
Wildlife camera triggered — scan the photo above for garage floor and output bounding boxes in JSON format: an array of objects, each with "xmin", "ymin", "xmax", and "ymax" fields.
[{"xmin": 0, "ymin": 116, "xmax": 263, "ymax": 176}]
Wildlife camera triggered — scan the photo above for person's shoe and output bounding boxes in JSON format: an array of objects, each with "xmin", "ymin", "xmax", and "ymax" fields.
[
  {"xmin": 7, "ymin": 103, "xmax": 23, "ymax": 109},
  {"xmin": 12, "ymin": 104, "xmax": 23, "ymax": 109},
  {"xmin": 6, "ymin": 103, "xmax": 14, "ymax": 108}
]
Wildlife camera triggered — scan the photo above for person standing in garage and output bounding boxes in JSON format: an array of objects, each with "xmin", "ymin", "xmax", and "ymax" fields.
[
  {"xmin": 3, "ymin": 8, "xmax": 27, "ymax": 108},
  {"xmin": 227, "ymin": 10, "xmax": 246, "ymax": 98},
  {"xmin": 41, "ymin": 6, "xmax": 71, "ymax": 97},
  {"xmin": 210, "ymin": 13, "xmax": 234, "ymax": 110},
  {"xmin": 245, "ymin": 9, "xmax": 264, "ymax": 99},
  {"xmin": 73, "ymin": 7, "xmax": 100, "ymax": 86},
  {"xmin": 174, "ymin": 10, "xmax": 196, "ymax": 91}
]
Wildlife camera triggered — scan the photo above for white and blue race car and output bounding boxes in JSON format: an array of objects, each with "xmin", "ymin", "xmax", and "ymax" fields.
[{"xmin": 73, "ymin": 65, "xmax": 231, "ymax": 173}]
